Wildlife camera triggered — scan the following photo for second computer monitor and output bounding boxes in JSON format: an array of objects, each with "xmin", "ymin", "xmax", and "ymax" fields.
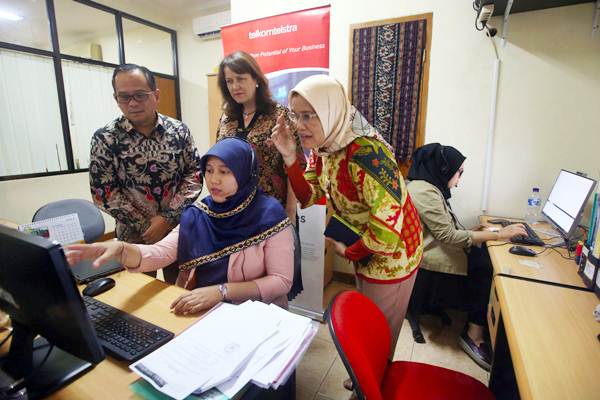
[{"xmin": 541, "ymin": 169, "xmax": 597, "ymax": 240}]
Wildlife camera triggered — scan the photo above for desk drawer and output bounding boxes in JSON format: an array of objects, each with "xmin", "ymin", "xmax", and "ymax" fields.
[{"xmin": 487, "ymin": 278, "xmax": 501, "ymax": 349}]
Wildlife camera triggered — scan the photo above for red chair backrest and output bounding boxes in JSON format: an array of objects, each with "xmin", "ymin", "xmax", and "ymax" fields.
[{"xmin": 327, "ymin": 291, "xmax": 390, "ymax": 400}]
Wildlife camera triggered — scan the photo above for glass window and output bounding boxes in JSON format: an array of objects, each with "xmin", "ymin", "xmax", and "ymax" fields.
[
  {"xmin": 54, "ymin": 0, "xmax": 119, "ymax": 64},
  {"xmin": 123, "ymin": 18, "xmax": 173, "ymax": 75},
  {"xmin": 0, "ymin": 49, "xmax": 66, "ymax": 176},
  {"xmin": 62, "ymin": 60, "xmax": 120, "ymax": 169},
  {"xmin": 0, "ymin": 0, "xmax": 52, "ymax": 51}
]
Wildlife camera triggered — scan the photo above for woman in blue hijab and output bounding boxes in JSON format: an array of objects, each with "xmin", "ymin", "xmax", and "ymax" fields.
[{"xmin": 67, "ymin": 137, "xmax": 295, "ymax": 314}]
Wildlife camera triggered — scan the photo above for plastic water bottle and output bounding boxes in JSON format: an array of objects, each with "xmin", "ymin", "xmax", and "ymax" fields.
[{"xmin": 525, "ymin": 187, "xmax": 541, "ymax": 225}]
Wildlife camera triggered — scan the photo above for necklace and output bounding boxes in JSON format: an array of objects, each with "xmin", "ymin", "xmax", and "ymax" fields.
[{"xmin": 242, "ymin": 110, "xmax": 256, "ymax": 117}]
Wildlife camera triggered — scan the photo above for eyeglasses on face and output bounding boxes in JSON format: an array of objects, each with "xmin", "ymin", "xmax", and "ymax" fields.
[
  {"xmin": 288, "ymin": 111, "xmax": 318, "ymax": 124},
  {"xmin": 114, "ymin": 91, "xmax": 154, "ymax": 104},
  {"xmin": 458, "ymin": 168, "xmax": 465, "ymax": 177}
]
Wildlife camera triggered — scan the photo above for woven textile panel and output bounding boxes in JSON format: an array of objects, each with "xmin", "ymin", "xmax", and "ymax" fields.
[{"xmin": 351, "ymin": 18, "xmax": 427, "ymax": 163}]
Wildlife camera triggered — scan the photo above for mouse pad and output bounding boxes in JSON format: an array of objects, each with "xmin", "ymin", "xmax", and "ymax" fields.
[{"xmin": 71, "ymin": 258, "xmax": 124, "ymax": 284}]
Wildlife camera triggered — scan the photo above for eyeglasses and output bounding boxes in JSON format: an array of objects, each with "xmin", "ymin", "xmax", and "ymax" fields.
[
  {"xmin": 289, "ymin": 111, "xmax": 318, "ymax": 124},
  {"xmin": 458, "ymin": 168, "xmax": 465, "ymax": 177},
  {"xmin": 114, "ymin": 91, "xmax": 154, "ymax": 104}
]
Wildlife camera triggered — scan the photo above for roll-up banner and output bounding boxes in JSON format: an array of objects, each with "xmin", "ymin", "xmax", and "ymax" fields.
[{"xmin": 221, "ymin": 6, "xmax": 331, "ymax": 320}]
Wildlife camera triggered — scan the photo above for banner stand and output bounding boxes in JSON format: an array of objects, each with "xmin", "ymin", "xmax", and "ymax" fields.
[{"xmin": 221, "ymin": 6, "xmax": 331, "ymax": 321}]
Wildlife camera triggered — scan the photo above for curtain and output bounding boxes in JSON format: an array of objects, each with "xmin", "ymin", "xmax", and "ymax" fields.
[
  {"xmin": 351, "ymin": 18, "xmax": 427, "ymax": 163},
  {"xmin": 62, "ymin": 60, "xmax": 120, "ymax": 169},
  {"xmin": 0, "ymin": 49, "xmax": 65, "ymax": 176}
]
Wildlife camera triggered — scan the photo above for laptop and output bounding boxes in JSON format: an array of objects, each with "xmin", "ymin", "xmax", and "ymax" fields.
[{"xmin": 71, "ymin": 258, "xmax": 124, "ymax": 284}]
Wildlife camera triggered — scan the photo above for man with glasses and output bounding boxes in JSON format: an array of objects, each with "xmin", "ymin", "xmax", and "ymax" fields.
[{"xmin": 89, "ymin": 63, "xmax": 202, "ymax": 283}]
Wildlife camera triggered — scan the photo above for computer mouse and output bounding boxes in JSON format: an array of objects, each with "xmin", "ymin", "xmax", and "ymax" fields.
[
  {"xmin": 509, "ymin": 245, "xmax": 537, "ymax": 257},
  {"xmin": 82, "ymin": 277, "xmax": 116, "ymax": 297}
]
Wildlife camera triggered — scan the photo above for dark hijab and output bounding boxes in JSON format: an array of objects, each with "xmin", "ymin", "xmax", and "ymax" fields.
[
  {"xmin": 177, "ymin": 137, "xmax": 290, "ymax": 286},
  {"xmin": 407, "ymin": 143, "xmax": 466, "ymax": 200}
]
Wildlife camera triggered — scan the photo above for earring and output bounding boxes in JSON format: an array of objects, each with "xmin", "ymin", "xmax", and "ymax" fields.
[{"xmin": 256, "ymin": 84, "xmax": 259, "ymax": 88}]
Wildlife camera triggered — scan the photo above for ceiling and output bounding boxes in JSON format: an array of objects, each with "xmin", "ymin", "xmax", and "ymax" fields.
[
  {"xmin": 114, "ymin": 0, "xmax": 230, "ymax": 19},
  {"xmin": 491, "ymin": 0, "xmax": 593, "ymax": 15},
  {"xmin": 0, "ymin": 0, "xmax": 230, "ymax": 50}
]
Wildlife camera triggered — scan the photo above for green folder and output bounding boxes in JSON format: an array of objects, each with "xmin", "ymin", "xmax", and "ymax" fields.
[{"xmin": 130, "ymin": 379, "xmax": 230, "ymax": 400}]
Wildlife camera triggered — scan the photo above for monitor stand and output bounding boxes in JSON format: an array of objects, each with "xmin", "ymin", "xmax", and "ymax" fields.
[{"xmin": 1, "ymin": 324, "xmax": 94, "ymax": 399}]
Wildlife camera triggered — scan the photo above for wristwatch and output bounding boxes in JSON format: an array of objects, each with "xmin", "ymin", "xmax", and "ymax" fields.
[{"xmin": 217, "ymin": 283, "xmax": 228, "ymax": 301}]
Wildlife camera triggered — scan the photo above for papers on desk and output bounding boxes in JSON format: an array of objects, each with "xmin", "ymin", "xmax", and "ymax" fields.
[{"xmin": 130, "ymin": 300, "xmax": 316, "ymax": 400}]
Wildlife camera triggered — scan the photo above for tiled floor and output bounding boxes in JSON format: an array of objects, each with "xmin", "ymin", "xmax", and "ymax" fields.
[{"xmin": 296, "ymin": 281, "xmax": 490, "ymax": 400}]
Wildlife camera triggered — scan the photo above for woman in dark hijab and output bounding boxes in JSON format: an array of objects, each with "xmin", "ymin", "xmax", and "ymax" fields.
[
  {"xmin": 67, "ymin": 138, "xmax": 296, "ymax": 313},
  {"xmin": 406, "ymin": 143, "xmax": 525, "ymax": 371},
  {"xmin": 408, "ymin": 143, "xmax": 466, "ymax": 200}
]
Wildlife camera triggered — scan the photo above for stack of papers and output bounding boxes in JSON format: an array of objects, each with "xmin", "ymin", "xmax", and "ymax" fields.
[{"xmin": 131, "ymin": 301, "xmax": 317, "ymax": 400}]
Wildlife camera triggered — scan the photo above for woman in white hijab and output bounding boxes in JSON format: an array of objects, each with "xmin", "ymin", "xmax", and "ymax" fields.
[{"xmin": 271, "ymin": 75, "xmax": 424, "ymax": 388}]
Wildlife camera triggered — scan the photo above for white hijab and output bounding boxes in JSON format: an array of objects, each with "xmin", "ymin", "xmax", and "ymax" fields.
[{"xmin": 289, "ymin": 75, "xmax": 366, "ymax": 156}]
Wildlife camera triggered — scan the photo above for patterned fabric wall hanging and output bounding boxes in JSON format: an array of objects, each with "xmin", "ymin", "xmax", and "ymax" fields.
[{"xmin": 351, "ymin": 18, "xmax": 427, "ymax": 164}]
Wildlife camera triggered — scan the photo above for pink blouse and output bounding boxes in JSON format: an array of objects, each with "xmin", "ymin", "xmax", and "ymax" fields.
[{"xmin": 129, "ymin": 225, "xmax": 294, "ymax": 306}]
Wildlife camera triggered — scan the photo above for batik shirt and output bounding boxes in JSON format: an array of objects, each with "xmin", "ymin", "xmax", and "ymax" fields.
[
  {"xmin": 291, "ymin": 137, "xmax": 423, "ymax": 282},
  {"xmin": 217, "ymin": 104, "xmax": 305, "ymax": 206},
  {"xmin": 89, "ymin": 113, "xmax": 202, "ymax": 243}
]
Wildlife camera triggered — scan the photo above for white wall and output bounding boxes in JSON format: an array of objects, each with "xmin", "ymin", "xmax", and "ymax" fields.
[
  {"xmin": 231, "ymin": 0, "xmax": 600, "ymax": 221},
  {"xmin": 175, "ymin": 19, "xmax": 224, "ymax": 155},
  {"xmin": 231, "ymin": 0, "xmax": 600, "ymax": 272},
  {"xmin": 0, "ymin": 1, "xmax": 222, "ymax": 228}
]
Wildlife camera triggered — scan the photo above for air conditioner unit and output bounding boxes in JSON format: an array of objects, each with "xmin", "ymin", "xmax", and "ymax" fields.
[{"xmin": 192, "ymin": 10, "xmax": 231, "ymax": 39}]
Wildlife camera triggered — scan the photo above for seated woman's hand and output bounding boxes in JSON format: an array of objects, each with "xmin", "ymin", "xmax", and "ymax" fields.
[
  {"xmin": 497, "ymin": 224, "xmax": 528, "ymax": 240},
  {"xmin": 470, "ymin": 224, "xmax": 485, "ymax": 231},
  {"xmin": 65, "ymin": 241, "xmax": 124, "ymax": 268},
  {"xmin": 170, "ymin": 286, "xmax": 222, "ymax": 315}
]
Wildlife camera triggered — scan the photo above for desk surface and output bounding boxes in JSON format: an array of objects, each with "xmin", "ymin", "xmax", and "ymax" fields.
[
  {"xmin": 495, "ymin": 276, "xmax": 600, "ymax": 400},
  {"xmin": 50, "ymin": 272, "xmax": 201, "ymax": 399},
  {"xmin": 481, "ymin": 216, "xmax": 586, "ymax": 289}
]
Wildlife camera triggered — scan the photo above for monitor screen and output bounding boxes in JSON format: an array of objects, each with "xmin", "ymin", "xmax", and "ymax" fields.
[
  {"xmin": 541, "ymin": 170, "xmax": 597, "ymax": 239},
  {"xmin": 0, "ymin": 225, "xmax": 104, "ymax": 398}
]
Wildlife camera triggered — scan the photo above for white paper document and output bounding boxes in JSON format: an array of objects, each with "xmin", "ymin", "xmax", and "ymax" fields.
[
  {"xmin": 130, "ymin": 302, "xmax": 278, "ymax": 400},
  {"xmin": 216, "ymin": 303, "xmax": 314, "ymax": 397},
  {"xmin": 130, "ymin": 300, "xmax": 317, "ymax": 399}
]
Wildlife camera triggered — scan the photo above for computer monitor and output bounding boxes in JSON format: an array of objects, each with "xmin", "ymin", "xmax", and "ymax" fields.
[
  {"xmin": 0, "ymin": 225, "xmax": 104, "ymax": 398},
  {"xmin": 541, "ymin": 169, "xmax": 597, "ymax": 241}
]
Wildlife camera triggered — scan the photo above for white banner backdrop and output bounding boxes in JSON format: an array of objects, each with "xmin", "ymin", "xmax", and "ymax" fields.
[{"xmin": 289, "ymin": 205, "xmax": 327, "ymax": 320}]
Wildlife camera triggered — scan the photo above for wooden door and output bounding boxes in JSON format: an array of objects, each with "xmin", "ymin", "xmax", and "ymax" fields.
[
  {"xmin": 155, "ymin": 75, "xmax": 177, "ymax": 119},
  {"xmin": 207, "ymin": 73, "xmax": 223, "ymax": 146}
]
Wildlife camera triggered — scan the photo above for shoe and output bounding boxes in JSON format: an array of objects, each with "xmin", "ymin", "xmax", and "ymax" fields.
[
  {"xmin": 343, "ymin": 378, "xmax": 354, "ymax": 391},
  {"xmin": 458, "ymin": 332, "xmax": 492, "ymax": 371}
]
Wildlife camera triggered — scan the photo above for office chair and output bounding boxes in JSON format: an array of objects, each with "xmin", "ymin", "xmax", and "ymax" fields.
[
  {"xmin": 327, "ymin": 291, "xmax": 495, "ymax": 400},
  {"xmin": 33, "ymin": 199, "xmax": 105, "ymax": 243}
]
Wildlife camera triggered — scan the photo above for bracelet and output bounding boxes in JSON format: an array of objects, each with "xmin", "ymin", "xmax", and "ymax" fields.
[
  {"xmin": 119, "ymin": 242, "xmax": 127, "ymax": 267},
  {"xmin": 217, "ymin": 284, "xmax": 228, "ymax": 301}
]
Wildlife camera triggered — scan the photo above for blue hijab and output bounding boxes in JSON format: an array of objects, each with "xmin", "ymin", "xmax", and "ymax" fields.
[{"xmin": 177, "ymin": 137, "xmax": 290, "ymax": 286}]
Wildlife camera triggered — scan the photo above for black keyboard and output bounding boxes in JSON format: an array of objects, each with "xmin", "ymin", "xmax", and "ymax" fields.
[
  {"xmin": 83, "ymin": 296, "xmax": 174, "ymax": 362},
  {"xmin": 498, "ymin": 221, "xmax": 545, "ymax": 247}
]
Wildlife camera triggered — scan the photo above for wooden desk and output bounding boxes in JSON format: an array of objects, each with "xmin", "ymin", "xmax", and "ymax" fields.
[
  {"xmin": 0, "ymin": 218, "xmax": 19, "ymax": 229},
  {"xmin": 50, "ymin": 272, "xmax": 200, "ymax": 399},
  {"xmin": 489, "ymin": 276, "xmax": 600, "ymax": 400},
  {"xmin": 481, "ymin": 216, "xmax": 587, "ymax": 290}
]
